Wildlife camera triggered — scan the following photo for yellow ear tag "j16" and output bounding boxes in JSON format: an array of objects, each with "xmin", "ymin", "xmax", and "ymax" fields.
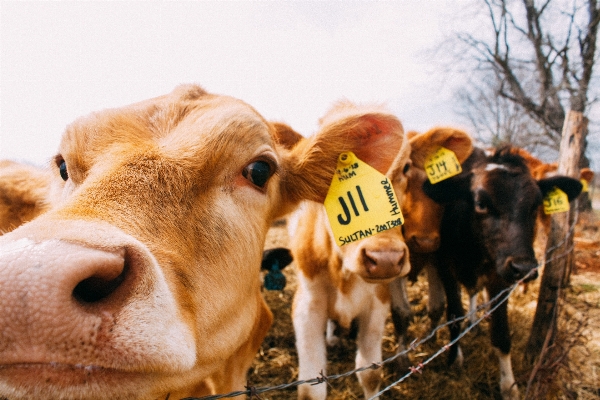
[
  {"xmin": 543, "ymin": 187, "xmax": 570, "ymax": 215},
  {"xmin": 324, "ymin": 152, "xmax": 404, "ymax": 247},
  {"xmin": 424, "ymin": 146, "xmax": 462, "ymax": 184},
  {"xmin": 580, "ymin": 179, "xmax": 589, "ymax": 193}
]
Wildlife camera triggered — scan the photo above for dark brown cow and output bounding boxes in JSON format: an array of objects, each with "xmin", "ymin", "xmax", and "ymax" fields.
[{"xmin": 423, "ymin": 146, "xmax": 582, "ymax": 399}]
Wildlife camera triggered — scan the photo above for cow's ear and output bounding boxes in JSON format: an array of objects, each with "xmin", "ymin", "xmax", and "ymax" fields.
[
  {"xmin": 271, "ymin": 122, "xmax": 304, "ymax": 150},
  {"xmin": 261, "ymin": 247, "xmax": 293, "ymax": 271},
  {"xmin": 538, "ymin": 176, "xmax": 583, "ymax": 201},
  {"xmin": 422, "ymin": 172, "xmax": 472, "ymax": 204},
  {"xmin": 409, "ymin": 127, "xmax": 473, "ymax": 169},
  {"xmin": 580, "ymin": 168, "xmax": 594, "ymax": 183},
  {"xmin": 280, "ymin": 103, "xmax": 405, "ymax": 205}
]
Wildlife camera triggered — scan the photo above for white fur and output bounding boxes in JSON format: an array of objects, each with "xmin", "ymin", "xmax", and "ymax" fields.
[
  {"xmin": 294, "ymin": 270, "xmax": 387, "ymax": 400},
  {"xmin": 496, "ymin": 349, "xmax": 519, "ymax": 400}
]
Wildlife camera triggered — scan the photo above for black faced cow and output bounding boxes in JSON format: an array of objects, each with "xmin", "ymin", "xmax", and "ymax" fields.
[{"xmin": 423, "ymin": 146, "xmax": 582, "ymax": 400}]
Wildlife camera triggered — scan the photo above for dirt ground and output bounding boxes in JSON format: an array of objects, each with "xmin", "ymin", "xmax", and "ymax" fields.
[{"xmin": 246, "ymin": 207, "xmax": 600, "ymax": 399}]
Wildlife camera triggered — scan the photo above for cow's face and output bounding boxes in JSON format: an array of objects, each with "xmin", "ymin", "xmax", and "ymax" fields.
[
  {"xmin": 470, "ymin": 159, "xmax": 543, "ymax": 282},
  {"xmin": 319, "ymin": 102, "xmax": 411, "ymax": 283},
  {"xmin": 426, "ymin": 147, "xmax": 582, "ymax": 284},
  {"xmin": 402, "ymin": 128, "xmax": 472, "ymax": 254},
  {"xmin": 0, "ymin": 85, "xmax": 402, "ymax": 400}
]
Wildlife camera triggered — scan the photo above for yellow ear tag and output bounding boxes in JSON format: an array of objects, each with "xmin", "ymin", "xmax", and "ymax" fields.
[
  {"xmin": 580, "ymin": 178, "xmax": 589, "ymax": 193},
  {"xmin": 543, "ymin": 187, "xmax": 570, "ymax": 214},
  {"xmin": 424, "ymin": 146, "xmax": 462, "ymax": 184},
  {"xmin": 324, "ymin": 152, "xmax": 404, "ymax": 247}
]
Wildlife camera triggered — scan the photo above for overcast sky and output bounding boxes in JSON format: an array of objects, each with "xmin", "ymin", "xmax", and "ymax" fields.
[{"xmin": 2, "ymin": 1, "xmax": 480, "ymax": 167}]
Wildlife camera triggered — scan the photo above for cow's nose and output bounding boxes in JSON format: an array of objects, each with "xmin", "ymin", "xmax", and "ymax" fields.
[
  {"xmin": 72, "ymin": 248, "xmax": 128, "ymax": 304},
  {"xmin": 363, "ymin": 249, "xmax": 406, "ymax": 280},
  {"xmin": 508, "ymin": 260, "xmax": 539, "ymax": 281},
  {"xmin": 1, "ymin": 240, "xmax": 129, "ymax": 317},
  {"xmin": 408, "ymin": 235, "xmax": 440, "ymax": 253}
]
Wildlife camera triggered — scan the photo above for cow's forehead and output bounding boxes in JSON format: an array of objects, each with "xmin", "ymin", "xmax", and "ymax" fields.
[{"xmin": 59, "ymin": 89, "xmax": 275, "ymax": 171}]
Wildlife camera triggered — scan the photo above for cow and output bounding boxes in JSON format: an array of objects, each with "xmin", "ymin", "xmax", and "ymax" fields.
[
  {"xmin": 507, "ymin": 148, "xmax": 595, "ymax": 265},
  {"xmin": 422, "ymin": 145, "xmax": 583, "ymax": 399},
  {"xmin": 0, "ymin": 84, "xmax": 405, "ymax": 400},
  {"xmin": 288, "ymin": 101, "xmax": 412, "ymax": 400},
  {"xmin": 388, "ymin": 127, "xmax": 473, "ymax": 367},
  {"xmin": 0, "ymin": 160, "xmax": 52, "ymax": 234}
]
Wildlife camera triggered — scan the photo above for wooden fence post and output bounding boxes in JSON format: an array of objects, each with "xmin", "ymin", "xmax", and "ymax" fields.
[{"xmin": 525, "ymin": 110, "xmax": 587, "ymax": 362}]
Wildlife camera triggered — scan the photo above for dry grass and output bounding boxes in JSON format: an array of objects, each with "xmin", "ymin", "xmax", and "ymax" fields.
[{"xmin": 245, "ymin": 214, "xmax": 600, "ymax": 400}]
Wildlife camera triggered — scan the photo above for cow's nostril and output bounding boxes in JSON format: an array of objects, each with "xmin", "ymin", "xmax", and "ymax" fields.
[
  {"xmin": 73, "ymin": 261, "xmax": 128, "ymax": 304},
  {"xmin": 509, "ymin": 261, "xmax": 537, "ymax": 280}
]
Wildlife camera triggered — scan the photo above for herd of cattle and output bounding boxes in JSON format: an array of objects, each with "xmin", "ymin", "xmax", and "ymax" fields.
[{"xmin": 0, "ymin": 85, "xmax": 593, "ymax": 400}]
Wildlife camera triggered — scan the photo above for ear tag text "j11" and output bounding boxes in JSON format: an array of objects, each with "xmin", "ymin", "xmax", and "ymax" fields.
[
  {"xmin": 543, "ymin": 187, "xmax": 570, "ymax": 214},
  {"xmin": 324, "ymin": 152, "xmax": 404, "ymax": 247},
  {"xmin": 424, "ymin": 147, "xmax": 462, "ymax": 184}
]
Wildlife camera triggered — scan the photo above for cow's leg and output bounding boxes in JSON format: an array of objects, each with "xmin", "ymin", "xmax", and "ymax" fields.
[
  {"xmin": 468, "ymin": 290, "xmax": 480, "ymax": 326},
  {"xmin": 325, "ymin": 319, "xmax": 340, "ymax": 346},
  {"xmin": 487, "ymin": 281, "xmax": 519, "ymax": 400},
  {"xmin": 425, "ymin": 262, "xmax": 445, "ymax": 328},
  {"xmin": 293, "ymin": 277, "xmax": 329, "ymax": 400},
  {"xmin": 437, "ymin": 264, "xmax": 464, "ymax": 368},
  {"xmin": 355, "ymin": 295, "xmax": 388, "ymax": 399},
  {"xmin": 389, "ymin": 276, "xmax": 412, "ymax": 369}
]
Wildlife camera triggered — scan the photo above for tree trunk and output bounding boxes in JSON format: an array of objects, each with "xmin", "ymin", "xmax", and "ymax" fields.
[{"xmin": 525, "ymin": 110, "xmax": 586, "ymax": 362}]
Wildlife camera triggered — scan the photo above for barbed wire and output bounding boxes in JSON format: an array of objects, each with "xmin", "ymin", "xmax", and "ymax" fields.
[{"xmin": 184, "ymin": 212, "xmax": 580, "ymax": 400}]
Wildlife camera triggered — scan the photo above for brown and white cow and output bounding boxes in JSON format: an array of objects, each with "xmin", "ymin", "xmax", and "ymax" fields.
[
  {"xmin": 423, "ymin": 146, "xmax": 582, "ymax": 400},
  {"xmin": 288, "ymin": 102, "xmax": 411, "ymax": 400},
  {"xmin": 0, "ymin": 85, "xmax": 404, "ymax": 400},
  {"xmin": 389, "ymin": 127, "xmax": 473, "ymax": 366},
  {"xmin": 0, "ymin": 160, "xmax": 52, "ymax": 234}
]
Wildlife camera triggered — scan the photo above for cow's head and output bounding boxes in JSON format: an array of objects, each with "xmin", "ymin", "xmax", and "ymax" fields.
[
  {"xmin": 424, "ymin": 146, "xmax": 582, "ymax": 283},
  {"xmin": 401, "ymin": 128, "xmax": 472, "ymax": 254},
  {"xmin": 0, "ymin": 85, "xmax": 403, "ymax": 400},
  {"xmin": 314, "ymin": 101, "xmax": 411, "ymax": 283}
]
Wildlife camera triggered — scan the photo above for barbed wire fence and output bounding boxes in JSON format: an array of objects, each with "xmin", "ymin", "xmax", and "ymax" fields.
[{"xmin": 182, "ymin": 211, "xmax": 581, "ymax": 400}]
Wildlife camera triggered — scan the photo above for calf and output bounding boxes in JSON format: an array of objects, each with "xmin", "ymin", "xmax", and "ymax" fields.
[
  {"xmin": 508, "ymin": 148, "xmax": 594, "ymax": 264},
  {"xmin": 0, "ymin": 160, "xmax": 52, "ymax": 234},
  {"xmin": 423, "ymin": 146, "xmax": 582, "ymax": 399},
  {"xmin": 288, "ymin": 102, "xmax": 411, "ymax": 400},
  {"xmin": 389, "ymin": 128, "xmax": 473, "ymax": 366},
  {"xmin": 0, "ymin": 85, "xmax": 403, "ymax": 400}
]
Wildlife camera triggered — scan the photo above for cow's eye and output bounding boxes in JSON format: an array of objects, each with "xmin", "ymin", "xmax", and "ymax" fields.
[
  {"xmin": 403, "ymin": 161, "xmax": 411, "ymax": 174},
  {"xmin": 242, "ymin": 160, "xmax": 272, "ymax": 188},
  {"xmin": 56, "ymin": 157, "xmax": 69, "ymax": 181}
]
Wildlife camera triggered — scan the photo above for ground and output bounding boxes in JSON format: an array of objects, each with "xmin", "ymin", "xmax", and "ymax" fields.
[{"xmin": 247, "ymin": 205, "xmax": 600, "ymax": 399}]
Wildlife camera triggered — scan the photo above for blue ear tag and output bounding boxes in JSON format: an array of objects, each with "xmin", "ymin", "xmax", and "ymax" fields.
[{"xmin": 264, "ymin": 260, "xmax": 286, "ymax": 291}]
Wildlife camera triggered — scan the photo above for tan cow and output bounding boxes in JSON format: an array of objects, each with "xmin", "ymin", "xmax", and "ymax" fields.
[
  {"xmin": 288, "ymin": 102, "xmax": 411, "ymax": 400},
  {"xmin": 0, "ymin": 84, "xmax": 404, "ymax": 400},
  {"xmin": 389, "ymin": 127, "xmax": 473, "ymax": 366},
  {"xmin": 0, "ymin": 160, "xmax": 52, "ymax": 234}
]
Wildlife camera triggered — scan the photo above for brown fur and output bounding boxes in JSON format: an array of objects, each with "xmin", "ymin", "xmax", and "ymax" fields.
[
  {"xmin": 0, "ymin": 160, "xmax": 52, "ymax": 234},
  {"xmin": 0, "ymin": 85, "xmax": 404, "ymax": 400},
  {"xmin": 403, "ymin": 127, "xmax": 473, "ymax": 255}
]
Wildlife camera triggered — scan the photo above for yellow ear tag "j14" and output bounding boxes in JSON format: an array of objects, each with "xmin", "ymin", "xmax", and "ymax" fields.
[
  {"xmin": 543, "ymin": 187, "xmax": 570, "ymax": 215},
  {"xmin": 580, "ymin": 179, "xmax": 589, "ymax": 193},
  {"xmin": 424, "ymin": 147, "xmax": 462, "ymax": 184},
  {"xmin": 324, "ymin": 152, "xmax": 404, "ymax": 247}
]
